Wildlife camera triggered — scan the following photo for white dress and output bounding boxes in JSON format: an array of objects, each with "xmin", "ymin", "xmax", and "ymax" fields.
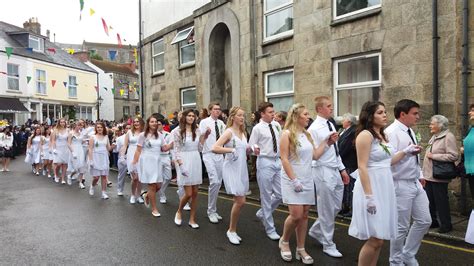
[
  {"xmin": 29, "ymin": 136, "xmax": 42, "ymax": 164},
  {"xmin": 53, "ymin": 130, "xmax": 70, "ymax": 164},
  {"xmin": 126, "ymin": 131, "xmax": 141, "ymax": 174},
  {"xmin": 280, "ymin": 132, "xmax": 315, "ymax": 205},
  {"xmin": 42, "ymin": 136, "xmax": 51, "ymax": 161},
  {"xmin": 69, "ymin": 132, "xmax": 86, "ymax": 174},
  {"xmin": 349, "ymin": 138, "xmax": 398, "ymax": 240},
  {"xmin": 173, "ymin": 129, "xmax": 203, "ymax": 186},
  {"xmin": 222, "ymin": 129, "xmax": 249, "ymax": 196},
  {"xmin": 137, "ymin": 132, "xmax": 164, "ymax": 184},
  {"xmin": 90, "ymin": 135, "xmax": 110, "ymax": 176}
]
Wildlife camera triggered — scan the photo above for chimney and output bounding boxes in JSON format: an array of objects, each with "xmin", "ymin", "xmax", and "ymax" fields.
[
  {"xmin": 46, "ymin": 30, "xmax": 50, "ymax": 40},
  {"xmin": 23, "ymin": 17, "xmax": 41, "ymax": 35}
]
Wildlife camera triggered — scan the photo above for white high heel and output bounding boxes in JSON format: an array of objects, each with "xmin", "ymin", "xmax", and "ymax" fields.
[
  {"xmin": 279, "ymin": 239, "xmax": 292, "ymax": 262},
  {"xmin": 295, "ymin": 248, "xmax": 314, "ymax": 265}
]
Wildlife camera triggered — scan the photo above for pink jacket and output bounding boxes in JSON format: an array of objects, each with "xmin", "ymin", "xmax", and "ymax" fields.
[{"xmin": 422, "ymin": 130, "xmax": 458, "ymax": 183}]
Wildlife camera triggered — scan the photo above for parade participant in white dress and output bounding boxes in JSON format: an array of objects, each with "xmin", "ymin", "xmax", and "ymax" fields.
[
  {"xmin": 132, "ymin": 115, "xmax": 172, "ymax": 217},
  {"xmin": 67, "ymin": 123, "xmax": 87, "ymax": 188},
  {"xmin": 0, "ymin": 126, "xmax": 14, "ymax": 172},
  {"xmin": 26, "ymin": 127, "xmax": 43, "ymax": 176},
  {"xmin": 307, "ymin": 96, "xmax": 350, "ymax": 258},
  {"xmin": 120, "ymin": 117, "xmax": 145, "ymax": 204},
  {"xmin": 212, "ymin": 107, "xmax": 251, "ymax": 245},
  {"xmin": 115, "ymin": 125, "xmax": 129, "ymax": 196},
  {"xmin": 278, "ymin": 103, "xmax": 330, "ymax": 264},
  {"xmin": 248, "ymin": 102, "xmax": 283, "ymax": 241},
  {"xmin": 173, "ymin": 109, "xmax": 204, "ymax": 229},
  {"xmin": 157, "ymin": 119, "xmax": 173, "ymax": 204},
  {"xmin": 350, "ymin": 101, "xmax": 420, "ymax": 266},
  {"xmin": 88, "ymin": 122, "xmax": 112, "ymax": 200},
  {"xmin": 200, "ymin": 102, "xmax": 226, "ymax": 224},
  {"xmin": 51, "ymin": 119, "xmax": 70, "ymax": 184},
  {"xmin": 386, "ymin": 99, "xmax": 430, "ymax": 266},
  {"xmin": 171, "ymin": 125, "xmax": 191, "ymax": 211},
  {"xmin": 42, "ymin": 127, "xmax": 53, "ymax": 178}
]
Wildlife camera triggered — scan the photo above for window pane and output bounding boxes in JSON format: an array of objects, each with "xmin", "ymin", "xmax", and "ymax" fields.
[
  {"xmin": 337, "ymin": 87, "xmax": 380, "ymax": 115},
  {"xmin": 153, "ymin": 40, "xmax": 164, "ymax": 55},
  {"xmin": 265, "ymin": 6, "xmax": 293, "ymax": 38},
  {"xmin": 337, "ymin": 0, "xmax": 381, "ymax": 17},
  {"xmin": 265, "ymin": 0, "xmax": 292, "ymax": 11},
  {"xmin": 29, "ymin": 37, "xmax": 39, "ymax": 50},
  {"xmin": 153, "ymin": 54, "xmax": 164, "ymax": 72},
  {"xmin": 8, "ymin": 78, "xmax": 19, "ymax": 90},
  {"xmin": 180, "ymin": 43, "xmax": 195, "ymax": 64},
  {"xmin": 172, "ymin": 27, "xmax": 193, "ymax": 44},
  {"xmin": 268, "ymin": 96, "xmax": 293, "ymax": 112},
  {"xmin": 338, "ymin": 56, "xmax": 379, "ymax": 85},
  {"xmin": 7, "ymin": 64, "xmax": 18, "ymax": 75},
  {"xmin": 182, "ymin": 89, "xmax": 196, "ymax": 105},
  {"xmin": 267, "ymin": 71, "xmax": 293, "ymax": 94}
]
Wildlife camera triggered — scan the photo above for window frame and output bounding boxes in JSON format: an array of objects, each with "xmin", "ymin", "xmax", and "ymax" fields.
[
  {"xmin": 333, "ymin": 52, "xmax": 382, "ymax": 116},
  {"xmin": 333, "ymin": 0, "xmax": 382, "ymax": 21},
  {"xmin": 171, "ymin": 26, "xmax": 194, "ymax": 45},
  {"xmin": 7, "ymin": 63, "xmax": 20, "ymax": 91},
  {"xmin": 152, "ymin": 38, "xmax": 165, "ymax": 75},
  {"xmin": 179, "ymin": 41, "xmax": 195, "ymax": 67},
  {"xmin": 264, "ymin": 68, "xmax": 294, "ymax": 111},
  {"xmin": 180, "ymin": 87, "xmax": 197, "ymax": 110},
  {"xmin": 35, "ymin": 69, "xmax": 47, "ymax": 95},
  {"xmin": 263, "ymin": 0, "xmax": 294, "ymax": 43},
  {"xmin": 123, "ymin": 106, "xmax": 130, "ymax": 117},
  {"xmin": 29, "ymin": 35, "xmax": 44, "ymax": 52},
  {"xmin": 68, "ymin": 75, "xmax": 78, "ymax": 98}
]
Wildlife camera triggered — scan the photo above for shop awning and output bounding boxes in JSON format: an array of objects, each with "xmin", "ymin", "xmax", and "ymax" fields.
[{"xmin": 0, "ymin": 97, "xmax": 29, "ymax": 113}]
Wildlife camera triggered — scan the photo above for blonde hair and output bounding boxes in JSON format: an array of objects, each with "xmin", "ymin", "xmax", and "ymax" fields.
[
  {"xmin": 314, "ymin": 96, "xmax": 330, "ymax": 113},
  {"xmin": 55, "ymin": 118, "xmax": 67, "ymax": 132},
  {"xmin": 226, "ymin": 106, "xmax": 246, "ymax": 137},
  {"xmin": 284, "ymin": 103, "xmax": 314, "ymax": 158}
]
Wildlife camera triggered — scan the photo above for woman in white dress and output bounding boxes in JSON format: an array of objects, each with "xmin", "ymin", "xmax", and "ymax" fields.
[
  {"xmin": 120, "ymin": 117, "xmax": 145, "ymax": 204},
  {"xmin": 41, "ymin": 126, "xmax": 53, "ymax": 178},
  {"xmin": 132, "ymin": 115, "xmax": 172, "ymax": 217},
  {"xmin": 1, "ymin": 126, "xmax": 14, "ymax": 172},
  {"xmin": 88, "ymin": 122, "xmax": 112, "ymax": 200},
  {"xmin": 51, "ymin": 119, "xmax": 70, "ymax": 184},
  {"xmin": 26, "ymin": 127, "xmax": 43, "ymax": 176},
  {"xmin": 350, "ymin": 101, "xmax": 420, "ymax": 266},
  {"xmin": 173, "ymin": 109, "xmax": 204, "ymax": 228},
  {"xmin": 211, "ymin": 107, "xmax": 251, "ymax": 245},
  {"xmin": 278, "ymin": 103, "xmax": 330, "ymax": 264},
  {"xmin": 67, "ymin": 122, "xmax": 87, "ymax": 188}
]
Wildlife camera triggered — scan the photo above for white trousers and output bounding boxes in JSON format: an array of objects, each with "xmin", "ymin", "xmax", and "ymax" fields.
[
  {"xmin": 309, "ymin": 166, "xmax": 344, "ymax": 249},
  {"xmin": 256, "ymin": 157, "xmax": 282, "ymax": 235},
  {"xmin": 389, "ymin": 179, "xmax": 431, "ymax": 266},
  {"xmin": 158, "ymin": 155, "xmax": 172, "ymax": 200},
  {"xmin": 203, "ymin": 153, "xmax": 223, "ymax": 216},
  {"xmin": 116, "ymin": 159, "xmax": 128, "ymax": 193}
]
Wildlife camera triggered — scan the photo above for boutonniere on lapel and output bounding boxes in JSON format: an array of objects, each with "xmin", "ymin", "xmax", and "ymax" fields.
[
  {"xmin": 145, "ymin": 139, "xmax": 152, "ymax": 148},
  {"xmin": 415, "ymin": 132, "xmax": 421, "ymax": 143},
  {"xmin": 295, "ymin": 139, "xmax": 302, "ymax": 148},
  {"xmin": 219, "ymin": 124, "xmax": 224, "ymax": 134},
  {"xmin": 379, "ymin": 142, "xmax": 391, "ymax": 155},
  {"xmin": 95, "ymin": 141, "xmax": 99, "ymax": 148}
]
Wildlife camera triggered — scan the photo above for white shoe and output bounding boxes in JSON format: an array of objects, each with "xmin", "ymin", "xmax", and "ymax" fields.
[
  {"xmin": 245, "ymin": 190, "xmax": 252, "ymax": 196},
  {"xmin": 323, "ymin": 247, "xmax": 343, "ymax": 258},
  {"xmin": 208, "ymin": 213, "xmax": 219, "ymax": 224},
  {"xmin": 54, "ymin": 177, "xmax": 60, "ymax": 183},
  {"xmin": 47, "ymin": 174, "xmax": 52, "ymax": 178},
  {"xmin": 67, "ymin": 177, "xmax": 72, "ymax": 186},
  {"xmin": 159, "ymin": 197, "xmax": 167, "ymax": 204},
  {"xmin": 174, "ymin": 212, "xmax": 182, "ymax": 226},
  {"xmin": 267, "ymin": 232, "xmax": 281, "ymax": 241},
  {"xmin": 152, "ymin": 211, "xmax": 161, "ymax": 217},
  {"xmin": 89, "ymin": 185, "xmax": 95, "ymax": 196},
  {"xmin": 67, "ymin": 174, "xmax": 71, "ymax": 180},
  {"xmin": 117, "ymin": 191, "xmax": 123, "ymax": 196},
  {"xmin": 101, "ymin": 192, "xmax": 109, "ymax": 200},
  {"xmin": 215, "ymin": 213, "xmax": 223, "ymax": 220},
  {"xmin": 129, "ymin": 196, "xmax": 136, "ymax": 204},
  {"xmin": 279, "ymin": 239, "xmax": 292, "ymax": 262},
  {"xmin": 137, "ymin": 196, "xmax": 144, "ymax": 204},
  {"xmin": 296, "ymin": 248, "xmax": 314, "ymax": 264},
  {"xmin": 42, "ymin": 170, "xmax": 46, "ymax": 176},
  {"xmin": 0, "ymin": 168, "xmax": 4, "ymax": 172},
  {"xmin": 61, "ymin": 180, "xmax": 66, "ymax": 185},
  {"xmin": 183, "ymin": 203, "xmax": 191, "ymax": 211},
  {"xmin": 79, "ymin": 182, "xmax": 86, "ymax": 189},
  {"xmin": 5, "ymin": 169, "xmax": 9, "ymax": 172},
  {"xmin": 188, "ymin": 223, "xmax": 199, "ymax": 229},
  {"xmin": 226, "ymin": 231, "xmax": 240, "ymax": 245}
]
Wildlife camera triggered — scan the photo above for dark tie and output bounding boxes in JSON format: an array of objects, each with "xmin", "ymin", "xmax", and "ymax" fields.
[
  {"xmin": 215, "ymin": 121, "xmax": 220, "ymax": 141},
  {"xmin": 326, "ymin": 120, "xmax": 340, "ymax": 157},
  {"xmin": 269, "ymin": 124, "xmax": 278, "ymax": 153},
  {"xmin": 406, "ymin": 128, "xmax": 419, "ymax": 164}
]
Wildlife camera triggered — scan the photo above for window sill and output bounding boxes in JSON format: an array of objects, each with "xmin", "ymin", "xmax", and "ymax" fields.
[
  {"xmin": 6, "ymin": 90, "xmax": 22, "ymax": 94},
  {"xmin": 331, "ymin": 7, "xmax": 382, "ymax": 27},
  {"xmin": 152, "ymin": 71, "xmax": 165, "ymax": 78},
  {"xmin": 262, "ymin": 32, "xmax": 294, "ymax": 47},
  {"xmin": 68, "ymin": 97, "xmax": 78, "ymax": 100},
  {"xmin": 178, "ymin": 62, "xmax": 195, "ymax": 70},
  {"xmin": 35, "ymin": 93, "xmax": 48, "ymax": 96}
]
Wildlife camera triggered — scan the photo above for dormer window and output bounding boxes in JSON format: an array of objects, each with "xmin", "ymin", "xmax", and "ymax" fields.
[{"xmin": 29, "ymin": 35, "xmax": 44, "ymax": 52}]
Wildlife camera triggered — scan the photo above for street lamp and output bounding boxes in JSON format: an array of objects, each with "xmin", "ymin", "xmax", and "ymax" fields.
[{"xmin": 97, "ymin": 96, "xmax": 103, "ymax": 120}]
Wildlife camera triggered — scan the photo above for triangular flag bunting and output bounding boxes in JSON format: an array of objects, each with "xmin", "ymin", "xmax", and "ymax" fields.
[
  {"xmin": 90, "ymin": 8, "xmax": 95, "ymax": 16},
  {"xmin": 25, "ymin": 48, "xmax": 33, "ymax": 53},
  {"xmin": 51, "ymin": 80, "xmax": 56, "ymax": 87},
  {"xmin": 5, "ymin": 47, "xmax": 13, "ymax": 58},
  {"xmin": 117, "ymin": 33, "xmax": 122, "ymax": 48},
  {"xmin": 67, "ymin": 48, "xmax": 75, "ymax": 55},
  {"xmin": 103, "ymin": 87, "xmax": 108, "ymax": 91},
  {"xmin": 109, "ymin": 50, "xmax": 117, "ymax": 61},
  {"xmin": 94, "ymin": 85, "xmax": 98, "ymax": 92},
  {"xmin": 109, "ymin": 25, "xmax": 113, "ymax": 30},
  {"xmin": 101, "ymin": 18, "xmax": 109, "ymax": 36},
  {"xmin": 119, "ymin": 89, "xmax": 124, "ymax": 96},
  {"xmin": 79, "ymin": 0, "xmax": 84, "ymax": 11},
  {"xmin": 47, "ymin": 48, "xmax": 56, "ymax": 54},
  {"xmin": 63, "ymin": 81, "xmax": 67, "ymax": 88},
  {"xmin": 27, "ymin": 76, "xmax": 32, "ymax": 84},
  {"xmin": 0, "ymin": 71, "xmax": 7, "ymax": 75},
  {"xmin": 111, "ymin": 88, "xmax": 115, "ymax": 94},
  {"xmin": 133, "ymin": 48, "xmax": 138, "ymax": 63}
]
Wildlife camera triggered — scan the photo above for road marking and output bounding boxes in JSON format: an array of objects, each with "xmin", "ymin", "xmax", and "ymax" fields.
[{"xmin": 197, "ymin": 191, "xmax": 474, "ymax": 254}]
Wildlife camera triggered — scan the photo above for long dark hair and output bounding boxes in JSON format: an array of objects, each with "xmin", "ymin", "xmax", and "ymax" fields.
[
  {"xmin": 179, "ymin": 109, "xmax": 197, "ymax": 141},
  {"xmin": 144, "ymin": 115, "xmax": 159, "ymax": 139},
  {"xmin": 356, "ymin": 101, "xmax": 387, "ymax": 142}
]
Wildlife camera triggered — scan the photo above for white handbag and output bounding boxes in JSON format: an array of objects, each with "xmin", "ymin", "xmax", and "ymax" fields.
[{"xmin": 466, "ymin": 210, "xmax": 474, "ymax": 244}]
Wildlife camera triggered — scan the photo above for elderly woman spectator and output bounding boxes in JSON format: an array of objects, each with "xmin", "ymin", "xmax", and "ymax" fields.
[
  {"xmin": 338, "ymin": 113, "xmax": 358, "ymax": 217},
  {"xmin": 422, "ymin": 115, "xmax": 458, "ymax": 233}
]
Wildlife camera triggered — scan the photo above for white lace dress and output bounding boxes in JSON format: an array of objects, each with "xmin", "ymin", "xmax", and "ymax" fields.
[{"xmin": 173, "ymin": 129, "xmax": 203, "ymax": 186}]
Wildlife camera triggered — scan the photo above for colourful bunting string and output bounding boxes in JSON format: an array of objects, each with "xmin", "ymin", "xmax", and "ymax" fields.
[
  {"xmin": 90, "ymin": 8, "xmax": 95, "ymax": 16},
  {"xmin": 5, "ymin": 47, "xmax": 13, "ymax": 58},
  {"xmin": 0, "ymin": 71, "xmax": 7, "ymax": 75},
  {"xmin": 63, "ymin": 81, "xmax": 68, "ymax": 88},
  {"xmin": 109, "ymin": 25, "xmax": 113, "ymax": 30},
  {"xmin": 27, "ymin": 76, "xmax": 32, "ymax": 84},
  {"xmin": 103, "ymin": 87, "xmax": 108, "ymax": 91},
  {"xmin": 47, "ymin": 48, "xmax": 56, "ymax": 54},
  {"xmin": 109, "ymin": 50, "xmax": 117, "ymax": 61},
  {"xmin": 119, "ymin": 89, "xmax": 124, "ymax": 96},
  {"xmin": 117, "ymin": 33, "xmax": 122, "ymax": 48},
  {"xmin": 94, "ymin": 85, "xmax": 98, "ymax": 92},
  {"xmin": 67, "ymin": 49, "xmax": 75, "ymax": 55},
  {"xmin": 79, "ymin": 0, "xmax": 84, "ymax": 11},
  {"xmin": 51, "ymin": 80, "xmax": 56, "ymax": 87},
  {"xmin": 26, "ymin": 48, "xmax": 33, "ymax": 53},
  {"xmin": 111, "ymin": 88, "xmax": 115, "ymax": 94},
  {"xmin": 101, "ymin": 18, "xmax": 109, "ymax": 36},
  {"xmin": 133, "ymin": 48, "xmax": 138, "ymax": 63}
]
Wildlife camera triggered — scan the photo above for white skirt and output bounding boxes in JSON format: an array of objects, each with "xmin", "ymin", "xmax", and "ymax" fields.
[
  {"xmin": 138, "ymin": 152, "xmax": 162, "ymax": 184},
  {"xmin": 53, "ymin": 145, "xmax": 69, "ymax": 164},
  {"xmin": 90, "ymin": 151, "xmax": 109, "ymax": 177},
  {"xmin": 177, "ymin": 151, "xmax": 202, "ymax": 186},
  {"xmin": 222, "ymin": 152, "xmax": 249, "ymax": 196},
  {"xmin": 126, "ymin": 145, "xmax": 138, "ymax": 174}
]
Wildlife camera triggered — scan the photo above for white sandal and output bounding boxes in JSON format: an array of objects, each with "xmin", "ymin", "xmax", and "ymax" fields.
[
  {"xmin": 296, "ymin": 248, "xmax": 314, "ymax": 265},
  {"xmin": 279, "ymin": 239, "xmax": 292, "ymax": 262}
]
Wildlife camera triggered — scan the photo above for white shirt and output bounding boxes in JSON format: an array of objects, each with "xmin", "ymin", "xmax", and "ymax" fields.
[
  {"xmin": 386, "ymin": 119, "xmax": 420, "ymax": 180},
  {"xmin": 199, "ymin": 116, "xmax": 226, "ymax": 154},
  {"xmin": 248, "ymin": 120, "xmax": 282, "ymax": 158},
  {"xmin": 308, "ymin": 116, "xmax": 345, "ymax": 170},
  {"xmin": 115, "ymin": 135, "xmax": 126, "ymax": 155}
]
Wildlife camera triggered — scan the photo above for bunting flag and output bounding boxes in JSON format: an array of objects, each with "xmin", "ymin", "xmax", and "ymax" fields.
[
  {"xmin": 101, "ymin": 18, "xmax": 109, "ymax": 36},
  {"xmin": 67, "ymin": 48, "xmax": 75, "ymax": 55},
  {"xmin": 94, "ymin": 85, "xmax": 98, "ymax": 92},
  {"xmin": 63, "ymin": 81, "xmax": 67, "ymax": 88},
  {"xmin": 108, "ymin": 50, "xmax": 117, "ymax": 61},
  {"xmin": 51, "ymin": 80, "xmax": 56, "ymax": 87},
  {"xmin": 111, "ymin": 88, "xmax": 115, "ymax": 94},
  {"xmin": 5, "ymin": 47, "xmax": 13, "ymax": 58},
  {"xmin": 117, "ymin": 33, "xmax": 122, "ymax": 48},
  {"xmin": 103, "ymin": 87, "xmax": 108, "ymax": 91},
  {"xmin": 133, "ymin": 48, "xmax": 138, "ymax": 63},
  {"xmin": 119, "ymin": 89, "xmax": 124, "ymax": 96},
  {"xmin": 47, "ymin": 48, "xmax": 56, "ymax": 54},
  {"xmin": 90, "ymin": 8, "xmax": 95, "ymax": 16},
  {"xmin": 109, "ymin": 25, "xmax": 113, "ymax": 30},
  {"xmin": 79, "ymin": 0, "xmax": 84, "ymax": 11},
  {"xmin": 0, "ymin": 71, "xmax": 7, "ymax": 75},
  {"xmin": 26, "ymin": 47, "xmax": 33, "ymax": 53},
  {"xmin": 27, "ymin": 76, "xmax": 32, "ymax": 84}
]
